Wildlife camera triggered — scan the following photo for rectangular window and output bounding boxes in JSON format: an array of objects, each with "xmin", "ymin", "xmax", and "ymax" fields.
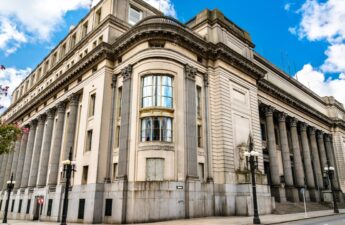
[
  {"xmin": 88, "ymin": 93, "xmax": 96, "ymax": 117},
  {"xmin": 198, "ymin": 163, "xmax": 204, "ymax": 181},
  {"xmin": 82, "ymin": 166, "xmax": 89, "ymax": 184},
  {"xmin": 146, "ymin": 158, "xmax": 164, "ymax": 181},
  {"xmin": 128, "ymin": 6, "xmax": 142, "ymax": 25},
  {"xmin": 142, "ymin": 75, "xmax": 173, "ymax": 108},
  {"xmin": 260, "ymin": 123, "xmax": 266, "ymax": 141},
  {"xmin": 197, "ymin": 125, "xmax": 202, "ymax": 148},
  {"xmin": 85, "ymin": 130, "xmax": 93, "ymax": 152},
  {"xmin": 70, "ymin": 33, "xmax": 76, "ymax": 49},
  {"xmin": 78, "ymin": 199, "xmax": 85, "ymax": 219},
  {"xmin": 11, "ymin": 200, "xmax": 15, "ymax": 212},
  {"xmin": 116, "ymin": 126, "xmax": 120, "ymax": 148},
  {"xmin": 112, "ymin": 163, "xmax": 118, "ymax": 180},
  {"xmin": 18, "ymin": 199, "xmax": 22, "ymax": 213},
  {"xmin": 82, "ymin": 22, "xmax": 88, "ymax": 38},
  {"xmin": 117, "ymin": 87, "xmax": 122, "ymax": 117},
  {"xmin": 141, "ymin": 117, "xmax": 172, "ymax": 142},
  {"xmin": 196, "ymin": 86, "xmax": 202, "ymax": 117},
  {"xmin": 47, "ymin": 199, "xmax": 53, "ymax": 216},
  {"xmin": 60, "ymin": 43, "xmax": 66, "ymax": 58},
  {"xmin": 43, "ymin": 60, "xmax": 49, "ymax": 74},
  {"xmin": 0, "ymin": 200, "xmax": 2, "ymax": 210},
  {"xmin": 104, "ymin": 199, "xmax": 112, "ymax": 216},
  {"xmin": 52, "ymin": 52, "xmax": 57, "ymax": 65},
  {"xmin": 26, "ymin": 199, "xmax": 31, "ymax": 214},
  {"xmin": 95, "ymin": 9, "xmax": 102, "ymax": 26}
]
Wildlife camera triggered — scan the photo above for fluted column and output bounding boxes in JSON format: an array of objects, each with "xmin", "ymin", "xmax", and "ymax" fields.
[
  {"xmin": 28, "ymin": 115, "xmax": 46, "ymax": 187},
  {"xmin": 3, "ymin": 151, "xmax": 14, "ymax": 189},
  {"xmin": 316, "ymin": 131, "xmax": 327, "ymax": 174},
  {"xmin": 324, "ymin": 134, "xmax": 340, "ymax": 190},
  {"xmin": 289, "ymin": 118, "xmax": 305, "ymax": 188},
  {"xmin": 48, "ymin": 102, "xmax": 66, "ymax": 186},
  {"xmin": 278, "ymin": 113, "xmax": 299, "ymax": 202},
  {"xmin": 63, "ymin": 94, "xmax": 79, "ymax": 159},
  {"xmin": 10, "ymin": 139, "xmax": 21, "ymax": 182},
  {"xmin": 21, "ymin": 120, "xmax": 37, "ymax": 188},
  {"xmin": 309, "ymin": 127, "xmax": 323, "ymax": 190},
  {"xmin": 264, "ymin": 106, "xmax": 286, "ymax": 202},
  {"xmin": 0, "ymin": 154, "xmax": 8, "ymax": 189},
  {"xmin": 14, "ymin": 128, "xmax": 29, "ymax": 189},
  {"xmin": 300, "ymin": 122, "xmax": 318, "ymax": 201},
  {"xmin": 37, "ymin": 108, "xmax": 56, "ymax": 187}
]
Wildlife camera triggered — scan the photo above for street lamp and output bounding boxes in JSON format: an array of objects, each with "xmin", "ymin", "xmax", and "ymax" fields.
[
  {"xmin": 324, "ymin": 160, "xmax": 339, "ymax": 214},
  {"xmin": 244, "ymin": 135, "xmax": 261, "ymax": 224},
  {"xmin": 3, "ymin": 173, "xmax": 15, "ymax": 224},
  {"xmin": 60, "ymin": 149, "xmax": 76, "ymax": 225}
]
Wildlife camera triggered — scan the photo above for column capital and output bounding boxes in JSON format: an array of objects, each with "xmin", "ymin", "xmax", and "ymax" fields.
[
  {"xmin": 299, "ymin": 122, "xmax": 308, "ymax": 131},
  {"xmin": 308, "ymin": 126, "xmax": 316, "ymax": 135},
  {"xmin": 263, "ymin": 105, "xmax": 275, "ymax": 117},
  {"xmin": 185, "ymin": 64, "xmax": 197, "ymax": 81},
  {"xmin": 324, "ymin": 133, "xmax": 332, "ymax": 142},
  {"xmin": 68, "ymin": 93, "xmax": 79, "ymax": 106},
  {"xmin": 56, "ymin": 101, "xmax": 66, "ymax": 113},
  {"xmin": 38, "ymin": 114, "xmax": 46, "ymax": 124},
  {"xmin": 278, "ymin": 112, "xmax": 288, "ymax": 122},
  {"xmin": 317, "ymin": 130, "xmax": 324, "ymax": 139},
  {"xmin": 121, "ymin": 65, "xmax": 133, "ymax": 81},
  {"xmin": 111, "ymin": 74, "xmax": 117, "ymax": 88},
  {"xmin": 289, "ymin": 117, "xmax": 298, "ymax": 127},
  {"xmin": 203, "ymin": 73, "xmax": 209, "ymax": 87},
  {"xmin": 46, "ymin": 108, "xmax": 56, "ymax": 119},
  {"xmin": 30, "ymin": 119, "xmax": 38, "ymax": 128}
]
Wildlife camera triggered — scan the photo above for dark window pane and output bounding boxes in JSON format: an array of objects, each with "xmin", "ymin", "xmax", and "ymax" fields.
[
  {"xmin": 78, "ymin": 199, "xmax": 85, "ymax": 219},
  {"xmin": 260, "ymin": 123, "xmax": 266, "ymax": 141},
  {"xmin": 26, "ymin": 199, "xmax": 31, "ymax": 214},
  {"xmin": 47, "ymin": 199, "xmax": 53, "ymax": 216},
  {"xmin": 152, "ymin": 117, "xmax": 161, "ymax": 141},
  {"xmin": 11, "ymin": 200, "xmax": 15, "ymax": 212},
  {"xmin": 18, "ymin": 200, "xmax": 22, "ymax": 213},
  {"xmin": 105, "ymin": 199, "xmax": 112, "ymax": 216}
]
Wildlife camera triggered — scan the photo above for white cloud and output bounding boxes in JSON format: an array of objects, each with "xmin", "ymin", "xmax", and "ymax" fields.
[
  {"xmin": 295, "ymin": 64, "xmax": 345, "ymax": 106},
  {"xmin": 143, "ymin": 0, "xmax": 176, "ymax": 17},
  {"xmin": 321, "ymin": 43, "xmax": 345, "ymax": 73},
  {"xmin": 0, "ymin": 17, "xmax": 27, "ymax": 55},
  {"xmin": 292, "ymin": 0, "xmax": 345, "ymax": 43},
  {"xmin": 0, "ymin": 67, "xmax": 31, "ymax": 111}
]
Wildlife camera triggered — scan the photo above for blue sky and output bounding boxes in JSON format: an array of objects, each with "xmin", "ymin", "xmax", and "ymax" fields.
[{"xmin": 0, "ymin": 0, "xmax": 345, "ymax": 109}]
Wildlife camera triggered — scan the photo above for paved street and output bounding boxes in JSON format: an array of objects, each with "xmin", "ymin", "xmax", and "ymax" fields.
[
  {"xmin": 277, "ymin": 214, "xmax": 345, "ymax": 225},
  {"xmin": 2, "ymin": 209, "xmax": 344, "ymax": 225}
]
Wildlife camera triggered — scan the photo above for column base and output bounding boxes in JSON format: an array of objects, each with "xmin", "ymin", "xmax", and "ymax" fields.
[
  {"xmin": 271, "ymin": 185, "xmax": 287, "ymax": 203},
  {"xmin": 322, "ymin": 190, "xmax": 333, "ymax": 203},
  {"xmin": 309, "ymin": 188, "xmax": 320, "ymax": 202},
  {"xmin": 285, "ymin": 186, "xmax": 299, "ymax": 202}
]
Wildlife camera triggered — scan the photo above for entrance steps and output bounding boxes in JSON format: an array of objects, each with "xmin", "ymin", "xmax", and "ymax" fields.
[{"xmin": 272, "ymin": 202, "xmax": 345, "ymax": 215}]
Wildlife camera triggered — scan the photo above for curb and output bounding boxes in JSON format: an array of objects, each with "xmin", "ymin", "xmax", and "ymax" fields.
[{"xmin": 264, "ymin": 212, "xmax": 345, "ymax": 225}]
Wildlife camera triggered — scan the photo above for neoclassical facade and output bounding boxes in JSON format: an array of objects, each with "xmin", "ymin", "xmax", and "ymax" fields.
[{"xmin": 0, "ymin": 0, "xmax": 344, "ymax": 223}]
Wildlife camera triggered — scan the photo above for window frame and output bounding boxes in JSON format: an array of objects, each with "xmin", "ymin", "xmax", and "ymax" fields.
[
  {"xmin": 140, "ymin": 116, "xmax": 173, "ymax": 143},
  {"xmin": 128, "ymin": 6, "xmax": 142, "ymax": 25}
]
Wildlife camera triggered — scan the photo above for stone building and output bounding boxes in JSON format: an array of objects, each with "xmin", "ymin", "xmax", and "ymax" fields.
[{"xmin": 0, "ymin": 0, "xmax": 344, "ymax": 223}]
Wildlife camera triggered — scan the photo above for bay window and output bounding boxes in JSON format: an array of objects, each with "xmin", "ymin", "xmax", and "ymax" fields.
[{"xmin": 142, "ymin": 75, "xmax": 173, "ymax": 108}]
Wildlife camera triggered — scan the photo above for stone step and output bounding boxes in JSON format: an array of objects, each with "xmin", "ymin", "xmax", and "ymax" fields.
[{"xmin": 272, "ymin": 202, "xmax": 342, "ymax": 215}]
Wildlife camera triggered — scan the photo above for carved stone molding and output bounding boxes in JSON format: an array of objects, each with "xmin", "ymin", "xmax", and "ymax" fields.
[
  {"xmin": 30, "ymin": 119, "xmax": 38, "ymax": 128},
  {"xmin": 203, "ymin": 73, "xmax": 209, "ymax": 87},
  {"xmin": 317, "ymin": 130, "xmax": 324, "ymax": 140},
  {"xmin": 46, "ymin": 108, "xmax": 56, "ymax": 119},
  {"xmin": 121, "ymin": 65, "xmax": 133, "ymax": 81},
  {"xmin": 38, "ymin": 114, "xmax": 47, "ymax": 124},
  {"xmin": 184, "ymin": 64, "xmax": 197, "ymax": 81},
  {"xmin": 278, "ymin": 112, "xmax": 288, "ymax": 122},
  {"xmin": 111, "ymin": 74, "xmax": 117, "ymax": 88},
  {"xmin": 299, "ymin": 122, "xmax": 308, "ymax": 131},
  {"xmin": 57, "ymin": 101, "xmax": 67, "ymax": 113},
  {"xmin": 308, "ymin": 127, "xmax": 316, "ymax": 135},
  {"xmin": 263, "ymin": 105, "xmax": 275, "ymax": 117},
  {"xmin": 69, "ymin": 93, "xmax": 79, "ymax": 106},
  {"xmin": 324, "ymin": 133, "xmax": 332, "ymax": 142}
]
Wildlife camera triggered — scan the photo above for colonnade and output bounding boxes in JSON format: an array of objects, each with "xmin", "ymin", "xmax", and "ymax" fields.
[
  {"xmin": 0, "ymin": 94, "xmax": 79, "ymax": 191},
  {"xmin": 262, "ymin": 105, "xmax": 341, "ymax": 202}
]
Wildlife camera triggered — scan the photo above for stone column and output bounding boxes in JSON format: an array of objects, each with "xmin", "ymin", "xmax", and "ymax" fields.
[
  {"xmin": 3, "ymin": 151, "xmax": 14, "ymax": 189},
  {"xmin": 28, "ymin": 115, "xmax": 46, "ymax": 187},
  {"xmin": 324, "ymin": 134, "xmax": 340, "ymax": 190},
  {"xmin": 0, "ymin": 154, "xmax": 8, "ymax": 189},
  {"xmin": 289, "ymin": 118, "xmax": 305, "ymax": 190},
  {"xmin": 278, "ymin": 113, "xmax": 299, "ymax": 202},
  {"xmin": 10, "ymin": 139, "xmax": 21, "ymax": 182},
  {"xmin": 118, "ymin": 65, "xmax": 133, "ymax": 179},
  {"xmin": 21, "ymin": 120, "xmax": 37, "ymax": 188},
  {"xmin": 37, "ymin": 108, "xmax": 56, "ymax": 187},
  {"xmin": 300, "ymin": 122, "xmax": 318, "ymax": 201},
  {"xmin": 185, "ymin": 64, "xmax": 198, "ymax": 179},
  {"xmin": 264, "ymin": 106, "xmax": 286, "ymax": 202},
  {"xmin": 48, "ymin": 102, "xmax": 66, "ymax": 186},
  {"xmin": 317, "ymin": 131, "xmax": 328, "ymax": 174},
  {"xmin": 309, "ymin": 127, "xmax": 323, "ymax": 191},
  {"xmin": 14, "ymin": 128, "xmax": 29, "ymax": 189},
  {"xmin": 63, "ymin": 94, "xmax": 79, "ymax": 159}
]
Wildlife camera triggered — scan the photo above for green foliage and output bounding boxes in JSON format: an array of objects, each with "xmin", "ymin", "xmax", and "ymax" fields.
[{"xmin": 0, "ymin": 124, "xmax": 22, "ymax": 155}]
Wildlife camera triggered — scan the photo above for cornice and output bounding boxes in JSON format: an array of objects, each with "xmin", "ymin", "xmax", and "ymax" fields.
[
  {"xmin": 258, "ymin": 79, "xmax": 345, "ymax": 129},
  {"xmin": 5, "ymin": 42, "xmax": 114, "ymax": 123}
]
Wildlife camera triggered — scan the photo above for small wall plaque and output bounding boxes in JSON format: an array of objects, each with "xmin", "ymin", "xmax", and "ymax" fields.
[{"xmin": 176, "ymin": 186, "xmax": 183, "ymax": 189}]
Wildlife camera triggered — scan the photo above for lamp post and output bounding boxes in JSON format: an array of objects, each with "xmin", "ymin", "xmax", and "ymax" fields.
[
  {"xmin": 244, "ymin": 135, "xmax": 261, "ymax": 224},
  {"xmin": 3, "ymin": 173, "xmax": 15, "ymax": 224},
  {"xmin": 324, "ymin": 160, "xmax": 339, "ymax": 214},
  {"xmin": 60, "ymin": 149, "xmax": 76, "ymax": 225}
]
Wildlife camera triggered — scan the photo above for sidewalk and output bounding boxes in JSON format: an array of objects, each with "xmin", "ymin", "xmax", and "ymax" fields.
[{"xmin": 4, "ymin": 209, "xmax": 345, "ymax": 225}]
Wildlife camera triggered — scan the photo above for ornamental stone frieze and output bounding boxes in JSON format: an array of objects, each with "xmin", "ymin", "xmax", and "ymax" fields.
[{"xmin": 184, "ymin": 64, "xmax": 197, "ymax": 81}]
